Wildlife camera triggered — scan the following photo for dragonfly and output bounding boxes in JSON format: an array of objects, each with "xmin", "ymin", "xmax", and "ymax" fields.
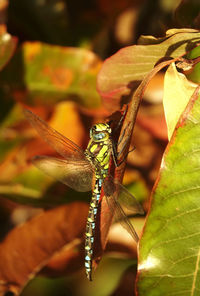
[{"xmin": 24, "ymin": 109, "xmax": 144, "ymax": 281}]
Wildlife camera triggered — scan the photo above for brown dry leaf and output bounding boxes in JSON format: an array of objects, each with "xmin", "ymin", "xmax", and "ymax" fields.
[
  {"xmin": 41, "ymin": 245, "xmax": 84, "ymax": 278},
  {"xmin": 0, "ymin": 202, "xmax": 88, "ymax": 296}
]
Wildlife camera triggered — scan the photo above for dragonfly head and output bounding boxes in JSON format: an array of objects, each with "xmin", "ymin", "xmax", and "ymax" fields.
[{"xmin": 90, "ymin": 123, "xmax": 111, "ymax": 142}]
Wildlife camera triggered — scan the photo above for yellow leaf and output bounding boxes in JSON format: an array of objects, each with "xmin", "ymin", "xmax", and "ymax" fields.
[{"xmin": 163, "ymin": 62, "xmax": 197, "ymax": 140}]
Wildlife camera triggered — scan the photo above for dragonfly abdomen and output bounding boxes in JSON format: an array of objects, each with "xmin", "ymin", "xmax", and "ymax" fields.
[{"xmin": 85, "ymin": 178, "xmax": 102, "ymax": 281}]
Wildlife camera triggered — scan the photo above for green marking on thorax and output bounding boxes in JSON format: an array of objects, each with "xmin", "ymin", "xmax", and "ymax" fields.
[{"xmin": 90, "ymin": 143, "xmax": 98, "ymax": 153}]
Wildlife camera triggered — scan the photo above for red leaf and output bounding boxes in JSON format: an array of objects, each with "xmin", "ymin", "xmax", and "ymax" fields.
[{"xmin": 0, "ymin": 202, "xmax": 88, "ymax": 296}]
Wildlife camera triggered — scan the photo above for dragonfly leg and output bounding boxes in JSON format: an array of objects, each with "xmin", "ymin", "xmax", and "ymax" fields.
[
  {"xmin": 117, "ymin": 144, "xmax": 136, "ymax": 167},
  {"xmin": 112, "ymin": 105, "xmax": 128, "ymax": 134},
  {"xmin": 112, "ymin": 128, "xmax": 136, "ymax": 167}
]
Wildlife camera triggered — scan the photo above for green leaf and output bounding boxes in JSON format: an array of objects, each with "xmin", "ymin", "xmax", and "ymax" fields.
[
  {"xmin": 137, "ymin": 87, "xmax": 200, "ymax": 295},
  {"xmin": 163, "ymin": 62, "xmax": 197, "ymax": 140},
  {"xmin": 97, "ymin": 28, "xmax": 200, "ymax": 111},
  {"xmin": 0, "ymin": 104, "xmax": 26, "ymax": 160},
  {"xmin": 126, "ymin": 179, "xmax": 149, "ymax": 203},
  {"xmin": 0, "ymin": 42, "xmax": 102, "ymax": 109},
  {"xmin": 1, "ymin": 166, "xmax": 90, "ymax": 207},
  {"xmin": 78, "ymin": 256, "xmax": 136, "ymax": 296},
  {"xmin": 186, "ymin": 45, "xmax": 200, "ymax": 84}
]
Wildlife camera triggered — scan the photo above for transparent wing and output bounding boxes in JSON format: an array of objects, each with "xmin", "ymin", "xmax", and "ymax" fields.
[
  {"xmin": 24, "ymin": 109, "xmax": 86, "ymax": 160},
  {"xmin": 33, "ymin": 155, "xmax": 93, "ymax": 192},
  {"xmin": 103, "ymin": 176, "xmax": 144, "ymax": 242}
]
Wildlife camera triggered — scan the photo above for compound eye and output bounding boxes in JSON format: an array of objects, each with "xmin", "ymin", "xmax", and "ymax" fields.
[{"xmin": 93, "ymin": 132, "xmax": 105, "ymax": 141}]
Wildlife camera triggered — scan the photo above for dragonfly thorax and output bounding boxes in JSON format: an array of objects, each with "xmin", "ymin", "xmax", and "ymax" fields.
[{"xmin": 85, "ymin": 123, "xmax": 112, "ymax": 178}]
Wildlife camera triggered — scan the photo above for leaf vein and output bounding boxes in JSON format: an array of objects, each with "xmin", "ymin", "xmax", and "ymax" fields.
[{"xmin": 191, "ymin": 247, "xmax": 200, "ymax": 295}]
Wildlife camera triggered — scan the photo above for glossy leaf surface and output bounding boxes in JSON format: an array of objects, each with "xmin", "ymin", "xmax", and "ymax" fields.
[{"xmin": 137, "ymin": 88, "xmax": 200, "ymax": 295}]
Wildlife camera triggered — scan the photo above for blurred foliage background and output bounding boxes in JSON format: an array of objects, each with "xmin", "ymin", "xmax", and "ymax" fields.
[{"xmin": 0, "ymin": 0, "xmax": 199, "ymax": 295}]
